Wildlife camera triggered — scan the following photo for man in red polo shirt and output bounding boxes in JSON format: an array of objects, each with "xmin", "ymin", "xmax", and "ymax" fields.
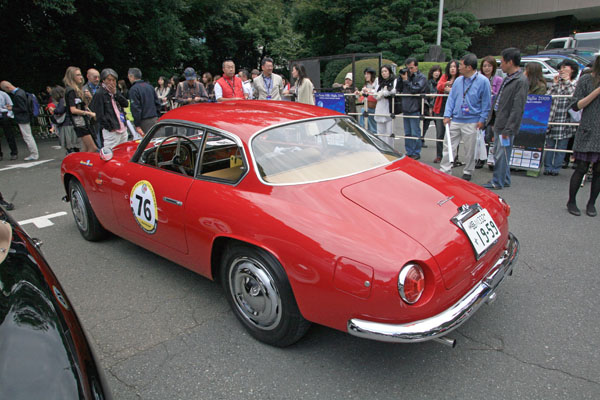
[{"xmin": 215, "ymin": 60, "xmax": 246, "ymax": 101}]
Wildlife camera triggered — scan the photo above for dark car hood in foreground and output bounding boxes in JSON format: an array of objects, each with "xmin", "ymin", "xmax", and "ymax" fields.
[
  {"xmin": 342, "ymin": 164, "xmax": 508, "ymax": 290},
  {"xmin": 0, "ymin": 209, "xmax": 111, "ymax": 399}
]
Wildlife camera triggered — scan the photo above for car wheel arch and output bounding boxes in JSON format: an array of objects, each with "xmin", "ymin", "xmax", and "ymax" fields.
[{"xmin": 210, "ymin": 236, "xmax": 285, "ymax": 284}]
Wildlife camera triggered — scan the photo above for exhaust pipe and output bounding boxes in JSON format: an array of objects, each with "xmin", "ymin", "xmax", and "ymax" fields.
[{"xmin": 433, "ymin": 336, "xmax": 457, "ymax": 348}]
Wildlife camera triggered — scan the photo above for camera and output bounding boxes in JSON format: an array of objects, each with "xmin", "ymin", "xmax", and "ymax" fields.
[{"xmin": 399, "ymin": 68, "xmax": 408, "ymax": 75}]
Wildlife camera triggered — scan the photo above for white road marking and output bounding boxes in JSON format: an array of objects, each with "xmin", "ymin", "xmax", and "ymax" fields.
[
  {"xmin": 52, "ymin": 145, "xmax": 62, "ymax": 149},
  {"xmin": 18, "ymin": 212, "xmax": 68, "ymax": 228},
  {"xmin": 0, "ymin": 159, "xmax": 53, "ymax": 172}
]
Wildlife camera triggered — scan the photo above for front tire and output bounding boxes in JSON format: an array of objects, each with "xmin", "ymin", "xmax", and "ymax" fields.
[
  {"xmin": 221, "ymin": 244, "xmax": 310, "ymax": 347},
  {"xmin": 68, "ymin": 179, "xmax": 108, "ymax": 241}
]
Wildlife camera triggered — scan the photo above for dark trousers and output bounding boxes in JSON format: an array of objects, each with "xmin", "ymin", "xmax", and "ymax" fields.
[
  {"xmin": 434, "ymin": 112, "xmax": 445, "ymax": 158},
  {"xmin": 0, "ymin": 117, "xmax": 18, "ymax": 156}
]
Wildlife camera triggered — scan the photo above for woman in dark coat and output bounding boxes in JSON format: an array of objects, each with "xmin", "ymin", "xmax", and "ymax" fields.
[{"xmin": 566, "ymin": 56, "xmax": 600, "ymax": 216}]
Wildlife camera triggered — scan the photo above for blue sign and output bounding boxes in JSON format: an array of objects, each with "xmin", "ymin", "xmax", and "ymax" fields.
[
  {"xmin": 514, "ymin": 94, "xmax": 552, "ymax": 150},
  {"xmin": 314, "ymin": 92, "xmax": 345, "ymax": 114}
]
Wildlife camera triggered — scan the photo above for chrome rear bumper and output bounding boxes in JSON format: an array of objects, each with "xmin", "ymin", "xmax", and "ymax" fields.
[{"xmin": 347, "ymin": 233, "xmax": 519, "ymax": 344}]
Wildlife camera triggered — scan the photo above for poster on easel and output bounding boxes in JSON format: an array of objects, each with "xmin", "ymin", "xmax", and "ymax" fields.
[{"xmin": 488, "ymin": 94, "xmax": 551, "ymax": 171}]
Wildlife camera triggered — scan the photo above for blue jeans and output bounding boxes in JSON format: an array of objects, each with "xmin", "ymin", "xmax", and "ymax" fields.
[
  {"xmin": 359, "ymin": 108, "xmax": 377, "ymax": 134},
  {"xmin": 544, "ymin": 137, "xmax": 569, "ymax": 173},
  {"xmin": 491, "ymin": 134, "xmax": 513, "ymax": 188},
  {"xmin": 403, "ymin": 112, "xmax": 421, "ymax": 156}
]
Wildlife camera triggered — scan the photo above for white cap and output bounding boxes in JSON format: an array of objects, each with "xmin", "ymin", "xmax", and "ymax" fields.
[{"xmin": 345, "ymin": 72, "xmax": 353, "ymax": 81}]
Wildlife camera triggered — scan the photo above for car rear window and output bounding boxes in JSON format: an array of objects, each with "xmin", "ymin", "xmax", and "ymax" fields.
[{"xmin": 251, "ymin": 117, "xmax": 400, "ymax": 185}]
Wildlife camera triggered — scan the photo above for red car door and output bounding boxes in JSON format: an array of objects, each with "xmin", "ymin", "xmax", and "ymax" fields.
[{"xmin": 110, "ymin": 125, "xmax": 202, "ymax": 255}]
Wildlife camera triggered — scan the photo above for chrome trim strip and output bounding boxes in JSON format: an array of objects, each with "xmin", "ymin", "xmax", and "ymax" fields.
[{"xmin": 347, "ymin": 233, "xmax": 519, "ymax": 344}]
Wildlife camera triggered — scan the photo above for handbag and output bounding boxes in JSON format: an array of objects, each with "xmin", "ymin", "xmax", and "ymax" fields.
[
  {"xmin": 366, "ymin": 95, "xmax": 377, "ymax": 109},
  {"xmin": 72, "ymin": 114, "xmax": 87, "ymax": 128},
  {"xmin": 475, "ymin": 129, "xmax": 488, "ymax": 160},
  {"xmin": 567, "ymin": 108, "xmax": 582, "ymax": 123}
]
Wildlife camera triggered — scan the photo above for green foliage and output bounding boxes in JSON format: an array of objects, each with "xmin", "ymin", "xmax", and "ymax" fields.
[
  {"xmin": 333, "ymin": 58, "xmax": 396, "ymax": 89},
  {"xmin": 0, "ymin": 0, "xmax": 487, "ymax": 93}
]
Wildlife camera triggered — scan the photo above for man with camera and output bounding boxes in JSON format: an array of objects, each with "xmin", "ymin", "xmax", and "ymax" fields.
[
  {"xmin": 396, "ymin": 58, "xmax": 428, "ymax": 160},
  {"xmin": 440, "ymin": 53, "xmax": 491, "ymax": 181}
]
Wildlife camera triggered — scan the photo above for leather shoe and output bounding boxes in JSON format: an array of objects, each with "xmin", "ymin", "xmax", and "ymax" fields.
[
  {"xmin": 567, "ymin": 202, "xmax": 581, "ymax": 216},
  {"xmin": 475, "ymin": 160, "xmax": 485, "ymax": 169},
  {"xmin": 462, "ymin": 174, "xmax": 472, "ymax": 181},
  {"xmin": 483, "ymin": 182, "xmax": 502, "ymax": 190},
  {"xmin": 10, "ymin": 154, "xmax": 17, "ymax": 160},
  {"xmin": 586, "ymin": 204, "xmax": 597, "ymax": 217},
  {"xmin": 0, "ymin": 200, "xmax": 14, "ymax": 211}
]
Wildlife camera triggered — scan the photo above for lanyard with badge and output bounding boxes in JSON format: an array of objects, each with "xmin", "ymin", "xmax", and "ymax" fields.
[
  {"xmin": 224, "ymin": 76, "xmax": 236, "ymax": 95},
  {"xmin": 461, "ymin": 72, "xmax": 477, "ymax": 116},
  {"xmin": 264, "ymin": 76, "xmax": 272, "ymax": 100}
]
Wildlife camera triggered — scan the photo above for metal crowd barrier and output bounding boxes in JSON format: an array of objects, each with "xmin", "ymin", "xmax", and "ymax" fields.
[{"xmin": 342, "ymin": 92, "xmax": 578, "ymax": 156}]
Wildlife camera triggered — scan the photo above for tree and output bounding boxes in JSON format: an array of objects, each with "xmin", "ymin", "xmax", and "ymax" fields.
[
  {"xmin": 0, "ymin": 0, "xmax": 191, "ymax": 90},
  {"xmin": 293, "ymin": 0, "xmax": 488, "ymax": 64}
]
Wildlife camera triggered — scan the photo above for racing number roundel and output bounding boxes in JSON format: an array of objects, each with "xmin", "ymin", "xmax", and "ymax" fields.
[{"xmin": 130, "ymin": 180, "xmax": 158, "ymax": 234}]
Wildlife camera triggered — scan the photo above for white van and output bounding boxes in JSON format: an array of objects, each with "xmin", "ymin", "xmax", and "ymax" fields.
[
  {"xmin": 574, "ymin": 31, "xmax": 600, "ymax": 50},
  {"xmin": 544, "ymin": 31, "xmax": 600, "ymax": 52}
]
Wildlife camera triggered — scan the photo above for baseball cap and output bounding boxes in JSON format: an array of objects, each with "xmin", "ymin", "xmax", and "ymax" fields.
[
  {"xmin": 345, "ymin": 72, "xmax": 353, "ymax": 81},
  {"xmin": 184, "ymin": 67, "xmax": 197, "ymax": 81}
]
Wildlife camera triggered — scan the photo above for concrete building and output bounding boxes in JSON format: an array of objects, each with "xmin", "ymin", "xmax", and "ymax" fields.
[{"xmin": 447, "ymin": 0, "xmax": 600, "ymax": 55}]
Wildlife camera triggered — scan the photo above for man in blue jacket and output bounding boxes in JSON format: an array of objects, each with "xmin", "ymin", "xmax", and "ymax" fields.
[
  {"xmin": 440, "ymin": 53, "xmax": 491, "ymax": 181},
  {"xmin": 397, "ymin": 58, "xmax": 428, "ymax": 159},
  {"xmin": 127, "ymin": 68, "xmax": 161, "ymax": 137}
]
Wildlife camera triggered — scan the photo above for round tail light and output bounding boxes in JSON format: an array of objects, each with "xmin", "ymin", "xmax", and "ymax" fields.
[{"xmin": 398, "ymin": 263, "xmax": 425, "ymax": 304}]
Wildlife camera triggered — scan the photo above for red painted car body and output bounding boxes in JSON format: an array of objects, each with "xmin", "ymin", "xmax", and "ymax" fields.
[{"xmin": 61, "ymin": 101, "xmax": 518, "ymax": 347}]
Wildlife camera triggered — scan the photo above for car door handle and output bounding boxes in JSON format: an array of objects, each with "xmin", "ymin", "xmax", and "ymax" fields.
[{"xmin": 163, "ymin": 197, "xmax": 183, "ymax": 206}]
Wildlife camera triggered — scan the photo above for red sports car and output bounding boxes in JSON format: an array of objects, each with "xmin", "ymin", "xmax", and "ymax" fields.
[{"xmin": 61, "ymin": 101, "xmax": 518, "ymax": 347}]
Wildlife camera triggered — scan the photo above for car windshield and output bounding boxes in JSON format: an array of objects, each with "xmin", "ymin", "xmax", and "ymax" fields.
[
  {"xmin": 251, "ymin": 117, "xmax": 400, "ymax": 184},
  {"xmin": 546, "ymin": 41, "xmax": 566, "ymax": 49},
  {"xmin": 543, "ymin": 58, "xmax": 562, "ymax": 70}
]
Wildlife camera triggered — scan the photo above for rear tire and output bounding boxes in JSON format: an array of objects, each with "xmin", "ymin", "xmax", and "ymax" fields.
[
  {"xmin": 221, "ymin": 244, "xmax": 310, "ymax": 347},
  {"xmin": 68, "ymin": 179, "xmax": 108, "ymax": 241}
]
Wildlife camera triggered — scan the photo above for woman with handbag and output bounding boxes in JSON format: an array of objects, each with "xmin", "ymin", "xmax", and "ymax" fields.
[
  {"xmin": 63, "ymin": 66, "xmax": 97, "ymax": 153},
  {"xmin": 358, "ymin": 67, "xmax": 378, "ymax": 134},
  {"xmin": 51, "ymin": 85, "xmax": 79, "ymax": 154}
]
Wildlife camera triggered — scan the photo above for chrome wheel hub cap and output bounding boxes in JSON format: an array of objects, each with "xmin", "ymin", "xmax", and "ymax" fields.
[
  {"xmin": 70, "ymin": 189, "xmax": 88, "ymax": 232},
  {"xmin": 229, "ymin": 257, "xmax": 282, "ymax": 330}
]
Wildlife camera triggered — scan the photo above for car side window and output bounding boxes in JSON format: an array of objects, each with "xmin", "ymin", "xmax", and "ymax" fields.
[
  {"xmin": 198, "ymin": 131, "xmax": 245, "ymax": 183},
  {"xmin": 137, "ymin": 124, "xmax": 204, "ymax": 177}
]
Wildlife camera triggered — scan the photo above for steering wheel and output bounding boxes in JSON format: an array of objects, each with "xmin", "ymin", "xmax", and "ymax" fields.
[{"xmin": 154, "ymin": 135, "xmax": 199, "ymax": 175}]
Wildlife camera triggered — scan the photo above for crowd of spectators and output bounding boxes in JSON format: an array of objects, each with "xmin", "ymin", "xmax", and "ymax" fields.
[{"xmin": 1, "ymin": 50, "xmax": 599, "ymax": 216}]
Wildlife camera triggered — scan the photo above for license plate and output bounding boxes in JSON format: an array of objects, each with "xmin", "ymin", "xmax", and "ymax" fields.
[{"xmin": 463, "ymin": 209, "xmax": 501, "ymax": 256}]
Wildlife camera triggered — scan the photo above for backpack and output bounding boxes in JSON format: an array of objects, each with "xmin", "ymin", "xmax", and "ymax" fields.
[{"xmin": 27, "ymin": 92, "xmax": 40, "ymax": 117}]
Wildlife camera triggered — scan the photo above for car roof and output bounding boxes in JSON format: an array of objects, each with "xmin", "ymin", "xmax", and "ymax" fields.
[
  {"xmin": 534, "ymin": 54, "xmax": 587, "ymax": 67},
  {"xmin": 160, "ymin": 101, "xmax": 341, "ymax": 141}
]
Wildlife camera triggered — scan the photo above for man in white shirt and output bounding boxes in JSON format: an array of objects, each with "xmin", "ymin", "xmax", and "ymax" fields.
[{"xmin": 238, "ymin": 70, "xmax": 252, "ymax": 99}]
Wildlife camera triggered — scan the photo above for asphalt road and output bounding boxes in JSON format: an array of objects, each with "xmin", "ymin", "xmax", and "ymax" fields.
[{"xmin": 1, "ymin": 130, "xmax": 599, "ymax": 399}]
